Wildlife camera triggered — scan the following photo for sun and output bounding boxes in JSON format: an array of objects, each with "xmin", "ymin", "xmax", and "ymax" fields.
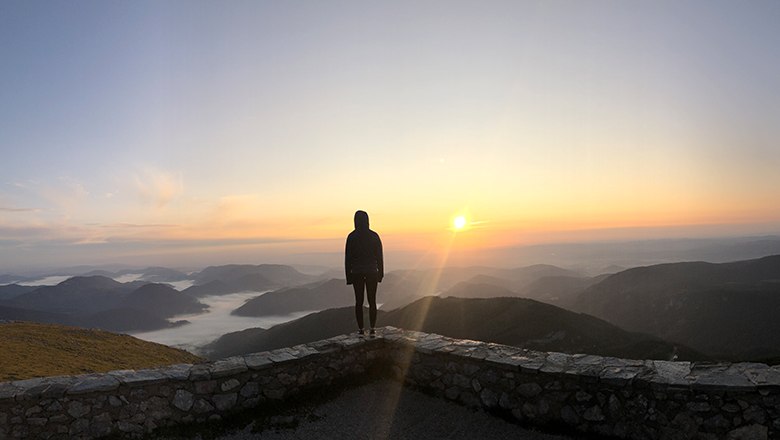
[{"xmin": 453, "ymin": 215, "xmax": 467, "ymax": 230}]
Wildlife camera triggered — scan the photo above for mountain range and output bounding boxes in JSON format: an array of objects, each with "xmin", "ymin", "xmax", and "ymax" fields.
[
  {"xmin": 208, "ymin": 295, "xmax": 705, "ymax": 362},
  {"xmin": 181, "ymin": 264, "xmax": 317, "ymax": 297},
  {"xmin": 231, "ymin": 264, "xmax": 590, "ymax": 318},
  {"xmin": 3, "ymin": 255, "xmax": 779, "ymax": 363},
  {"xmin": 0, "ymin": 276, "xmax": 207, "ymax": 332},
  {"xmin": 574, "ymin": 255, "xmax": 780, "ymax": 360}
]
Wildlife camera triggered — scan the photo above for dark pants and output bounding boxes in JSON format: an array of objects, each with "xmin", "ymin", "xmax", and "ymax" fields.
[{"xmin": 352, "ymin": 273, "xmax": 378, "ymax": 330}]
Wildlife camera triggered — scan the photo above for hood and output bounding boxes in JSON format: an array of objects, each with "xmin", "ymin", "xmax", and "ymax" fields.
[{"xmin": 354, "ymin": 210, "xmax": 369, "ymax": 230}]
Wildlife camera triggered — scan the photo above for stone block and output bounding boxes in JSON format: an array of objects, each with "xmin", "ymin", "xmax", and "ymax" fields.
[
  {"xmin": 117, "ymin": 421, "xmax": 144, "ymax": 433},
  {"xmin": 268, "ymin": 350, "xmax": 297, "ymax": 363},
  {"xmin": 240, "ymin": 382, "xmax": 259, "ymax": 398},
  {"xmin": 692, "ymin": 369, "xmax": 756, "ymax": 392},
  {"xmin": 221, "ymin": 378, "xmax": 241, "ymax": 392},
  {"xmin": 543, "ymin": 352, "xmax": 572, "ymax": 368},
  {"xmin": 0, "ymin": 382, "xmax": 20, "ymax": 400},
  {"xmin": 189, "ymin": 364, "xmax": 211, "ymax": 381},
  {"xmin": 210, "ymin": 356, "xmax": 248, "ymax": 378},
  {"xmin": 517, "ymin": 382, "xmax": 542, "ymax": 398},
  {"xmin": 480, "ymin": 388, "xmax": 498, "ymax": 408},
  {"xmin": 195, "ymin": 380, "xmax": 217, "ymax": 394},
  {"xmin": 212, "ymin": 393, "xmax": 238, "ymax": 411},
  {"xmin": 67, "ymin": 401, "xmax": 91, "ymax": 418},
  {"xmin": 159, "ymin": 363, "xmax": 193, "ymax": 381},
  {"xmin": 264, "ymin": 388, "xmax": 285, "ymax": 399},
  {"xmin": 583, "ymin": 405, "xmax": 605, "ymax": 422},
  {"xmin": 744, "ymin": 366, "xmax": 780, "ymax": 388},
  {"xmin": 445, "ymin": 386, "xmax": 460, "ymax": 400},
  {"xmin": 172, "ymin": 390, "xmax": 194, "ymax": 411},
  {"xmin": 110, "ymin": 369, "xmax": 168, "ymax": 387},
  {"xmin": 561, "ymin": 406, "xmax": 579, "ymax": 425},
  {"xmin": 601, "ymin": 366, "xmax": 644, "ymax": 386},
  {"xmin": 726, "ymin": 424, "xmax": 768, "ymax": 440},
  {"xmin": 192, "ymin": 398, "xmax": 215, "ymax": 414},
  {"xmin": 244, "ymin": 353, "xmax": 274, "ymax": 370},
  {"xmin": 289, "ymin": 345, "xmax": 320, "ymax": 359}
]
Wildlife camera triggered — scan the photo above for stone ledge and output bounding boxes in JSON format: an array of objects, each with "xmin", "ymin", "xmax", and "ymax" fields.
[
  {"xmin": 0, "ymin": 327, "xmax": 777, "ymax": 440},
  {"xmin": 2, "ymin": 328, "xmax": 778, "ymax": 398}
]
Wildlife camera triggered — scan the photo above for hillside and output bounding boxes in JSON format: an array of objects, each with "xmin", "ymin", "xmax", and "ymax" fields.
[
  {"xmin": 5, "ymin": 276, "xmax": 136, "ymax": 314},
  {"xmin": 574, "ymin": 254, "xmax": 780, "ymax": 359},
  {"xmin": 519, "ymin": 275, "xmax": 606, "ymax": 309},
  {"xmin": 0, "ymin": 277, "xmax": 207, "ymax": 333},
  {"xmin": 190, "ymin": 264, "xmax": 316, "ymax": 295},
  {"xmin": 232, "ymin": 264, "xmax": 578, "ymax": 316},
  {"xmin": 211, "ymin": 307, "xmax": 378, "ymax": 358},
  {"xmin": 440, "ymin": 281, "xmax": 518, "ymax": 299},
  {"xmin": 121, "ymin": 283, "xmax": 207, "ymax": 317},
  {"xmin": 208, "ymin": 296, "xmax": 703, "ymax": 361},
  {"xmin": 0, "ymin": 321, "xmax": 202, "ymax": 381},
  {"xmin": 233, "ymin": 279, "xmax": 351, "ymax": 316}
]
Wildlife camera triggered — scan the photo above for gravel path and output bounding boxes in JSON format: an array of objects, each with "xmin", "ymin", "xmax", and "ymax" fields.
[{"xmin": 182, "ymin": 380, "xmax": 577, "ymax": 440}]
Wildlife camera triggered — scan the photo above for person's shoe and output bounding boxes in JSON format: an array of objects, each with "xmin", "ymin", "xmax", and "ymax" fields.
[
  {"xmin": 357, "ymin": 329, "xmax": 365, "ymax": 336},
  {"xmin": 369, "ymin": 328, "xmax": 376, "ymax": 338}
]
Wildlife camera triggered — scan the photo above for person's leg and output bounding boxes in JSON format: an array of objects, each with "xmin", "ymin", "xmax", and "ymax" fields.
[
  {"xmin": 365, "ymin": 274, "xmax": 378, "ymax": 330},
  {"xmin": 352, "ymin": 275, "xmax": 366, "ymax": 332}
]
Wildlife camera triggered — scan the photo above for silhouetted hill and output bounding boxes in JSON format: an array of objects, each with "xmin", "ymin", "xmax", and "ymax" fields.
[
  {"xmin": 122, "ymin": 283, "xmax": 207, "ymax": 318},
  {"xmin": 0, "ymin": 274, "xmax": 26, "ymax": 284},
  {"xmin": 0, "ymin": 321, "xmax": 201, "ymax": 381},
  {"xmin": 441, "ymin": 282, "xmax": 518, "ymax": 299},
  {"xmin": 208, "ymin": 296, "xmax": 703, "ymax": 361},
  {"xmin": 209, "ymin": 307, "xmax": 379, "ymax": 358},
  {"xmin": 5, "ymin": 276, "xmax": 134, "ymax": 314},
  {"xmin": 384, "ymin": 297, "xmax": 701, "ymax": 361},
  {"xmin": 575, "ymin": 255, "xmax": 780, "ymax": 359},
  {"xmin": 77, "ymin": 307, "xmax": 189, "ymax": 333},
  {"xmin": 0, "ymin": 305, "xmax": 71, "ymax": 325},
  {"xmin": 494, "ymin": 264, "xmax": 582, "ymax": 284},
  {"xmin": 194, "ymin": 264, "xmax": 314, "ymax": 289},
  {"xmin": 378, "ymin": 265, "xmax": 581, "ymax": 311},
  {"xmin": 519, "ymin": 275, "xmax": 606, "ymax": 308},
  {"xmin": 0, "ymin": 277, "xmax": 208, "ymax": 333},
  {"xmin": 130, "ymin": 266, "xmax": 190, "ymax": 282},
  {"xmin": 182, "ymin": 280, "xmax": 235, "ymax": 297},
  {"xmin": 0, "ymin": 284, "xmax": 37, "ymax": 301},
  {"xmin": 233, "ymin": 279, "xmax": 351, "ymax": 317}
]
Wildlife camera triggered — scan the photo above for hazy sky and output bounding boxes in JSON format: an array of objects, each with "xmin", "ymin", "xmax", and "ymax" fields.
[{"xmin": 1, "ymin": 1, "xmax": 779, "ymax": 270}]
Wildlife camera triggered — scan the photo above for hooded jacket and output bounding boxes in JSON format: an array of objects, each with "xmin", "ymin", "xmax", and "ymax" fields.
[{"xmin": 345, "ymin": 210, "xmax": 384, "ymax": 285}]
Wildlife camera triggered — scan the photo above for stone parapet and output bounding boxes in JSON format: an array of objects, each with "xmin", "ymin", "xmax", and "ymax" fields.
[{"xmin": 0, "ymin": 327, "xmax": 777, "ymax": 439}]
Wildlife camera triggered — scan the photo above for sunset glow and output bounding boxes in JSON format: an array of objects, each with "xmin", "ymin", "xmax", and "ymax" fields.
[{"xmin": 1, "ymin": 2, "xmax": 779, "ymax": 271}]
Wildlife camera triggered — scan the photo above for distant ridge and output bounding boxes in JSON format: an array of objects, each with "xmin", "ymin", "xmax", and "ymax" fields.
[
  {"xmin": 575, "ymin": 254, "xmax": 780, "ymax": 360},
  {"xmin": 208, "ymin": 295, "xmax": 703, "ymax": 361},
  {"xmin": 0, "ymin": 277, "xmax": 208, "ymax": 333}
]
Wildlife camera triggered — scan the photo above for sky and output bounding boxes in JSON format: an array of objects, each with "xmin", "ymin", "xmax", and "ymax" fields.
[{"xmin": 1, "ymin": 1, "xmax": 780, "ymax": 271}]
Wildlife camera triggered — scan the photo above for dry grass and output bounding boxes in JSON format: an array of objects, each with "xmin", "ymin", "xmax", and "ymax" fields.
[{"xmin": 0, "ymin": 321, "xmax": 202, "ymax": 382}]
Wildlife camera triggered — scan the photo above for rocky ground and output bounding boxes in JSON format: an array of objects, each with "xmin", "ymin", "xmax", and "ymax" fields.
[{"xmin": 162, "ymin": 380, "xmax": 577, "ymax": 440}]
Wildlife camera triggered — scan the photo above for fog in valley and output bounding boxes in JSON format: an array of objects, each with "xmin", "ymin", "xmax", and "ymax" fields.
[{"xmin": 130, "ymin": 291, "xmax": 313, "ymax": 355}]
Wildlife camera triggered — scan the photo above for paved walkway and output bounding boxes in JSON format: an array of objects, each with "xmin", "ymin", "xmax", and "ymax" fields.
[{"xmin": 193, "ymin": 380, "xmax": 576, "ymax": 440}]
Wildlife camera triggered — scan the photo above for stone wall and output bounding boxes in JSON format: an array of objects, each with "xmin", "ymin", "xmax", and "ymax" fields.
[
  {"xmin": 1, "ymin": 327, "xmax": 778, "ymax": 440},
  {"xmin": 0, "ymin": 335, "xmax": 385, "ymax": 440},
  {"xmin": 384, "ymin": 329, "xmax": 779, "ymax": 440}
]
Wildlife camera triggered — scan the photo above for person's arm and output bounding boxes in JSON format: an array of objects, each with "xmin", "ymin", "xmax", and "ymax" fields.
[
  {"xmin": 376, "ymin": 234, "xmax": 384, "ymax": 282},
  {"xmin": 345, "ymin": 235, "xmax": 353, "ymax": 285}
]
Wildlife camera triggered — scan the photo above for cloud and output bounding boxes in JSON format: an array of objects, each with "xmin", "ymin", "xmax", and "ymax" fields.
[
  {"xmin": 0, "ymin": 206, "xmax": 36, "ymax": 212},
  {"xmin": 133, "ymin": 168, "xmax": 183, "ymax": 208}
]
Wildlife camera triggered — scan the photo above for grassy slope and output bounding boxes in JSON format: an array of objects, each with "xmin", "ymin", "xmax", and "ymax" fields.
[{"xmin": 0, "ymin": 321, "xmax": 202, "ymax": 381}]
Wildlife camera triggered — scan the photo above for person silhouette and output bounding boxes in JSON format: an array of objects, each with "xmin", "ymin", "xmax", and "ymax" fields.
[{"xmin": 345, "ymin": 210, "xmax": 384, "ymax": 337}]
